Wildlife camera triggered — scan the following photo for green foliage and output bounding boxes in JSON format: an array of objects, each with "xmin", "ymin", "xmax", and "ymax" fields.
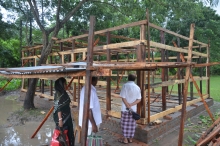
[
  {"xmin": 0, "ymin": 39, "xmax": 21, "ymax": 67},
  {"xmin": 0, "ymin": 77, "xmax": 22, "ymax": 91},
  {"xmin": 184, "ymin": 112, "xmax": 219, "ymax": 145}
]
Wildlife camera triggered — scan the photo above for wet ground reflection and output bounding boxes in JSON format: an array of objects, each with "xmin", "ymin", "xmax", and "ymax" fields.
[
  {"xmin": 0, "ymin": 122, "xmax": 54, "ymax": 145},
  {"xmin": 0, "ymin": 95, "xmax": 54, "ymax": 146}
]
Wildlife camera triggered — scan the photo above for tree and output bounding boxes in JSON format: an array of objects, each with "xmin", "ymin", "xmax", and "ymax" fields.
[{"xmin": 1, "ymin": 0, "xmax": 220, "ymax": 109}]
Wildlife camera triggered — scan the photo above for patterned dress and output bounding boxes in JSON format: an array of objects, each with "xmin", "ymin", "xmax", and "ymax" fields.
[{"xmin": 53, "ymin": 91, "xmax": 75, "ymax": 146}]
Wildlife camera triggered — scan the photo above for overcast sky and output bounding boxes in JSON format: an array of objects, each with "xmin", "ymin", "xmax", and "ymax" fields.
[
  {"xmin": 1, "ymin": 3, "xmax": 220, "ymax": 22},
  {"xmin": 213, "ymin": 2, "xmax": 220, "ymax": 15}
]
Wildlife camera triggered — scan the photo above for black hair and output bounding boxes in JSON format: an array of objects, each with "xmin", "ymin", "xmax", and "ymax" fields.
[
  {"xmin": 92, "ymin": 76, "xmax": 98, "ymax": 82},
  {"xmin": 128, "ymin": 74, "xmax": 136, "ymax": 81},
  {"xmin": 55, "ymin": 77, "xmax": 67, "ymax": 93}
]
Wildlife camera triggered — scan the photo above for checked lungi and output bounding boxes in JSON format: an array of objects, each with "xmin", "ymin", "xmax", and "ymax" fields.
[{"xmin": 121, "ymin": 111, "xmax": 136, "ymax": 138}]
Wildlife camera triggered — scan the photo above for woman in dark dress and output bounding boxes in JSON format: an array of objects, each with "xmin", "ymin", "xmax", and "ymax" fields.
[{"xmin": 53, "ymin": 77, "xmax": 75, "ymax": 146}]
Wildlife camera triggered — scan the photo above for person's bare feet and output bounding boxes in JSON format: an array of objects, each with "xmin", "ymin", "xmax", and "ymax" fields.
[
  {"xmin": 118, "ymin": 137, "xmax": 128, "ymax": 144},
  {"xmin": 127, "ymin": 138, "xmax": 133, "ymax": 143}
]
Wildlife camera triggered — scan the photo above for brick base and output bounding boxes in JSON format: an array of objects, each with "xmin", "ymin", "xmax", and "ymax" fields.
[{"xmin": 100, "ymin": 98, "xmax": 213, "ymax": 144}]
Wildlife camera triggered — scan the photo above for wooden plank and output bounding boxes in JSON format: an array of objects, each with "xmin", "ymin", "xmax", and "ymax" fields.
[
  {"xmin": 178, "ymin": 23, "xmax": 195, "ymax": 146},
  {"xmin": 149, "ymin": 94, "xmax": 209, "ymax": 122},
  {"xmin": 94, "ymin": 40, "xmax": 146, "ymax": 50},
  {"xmin": 149, "ymin": 22, "xmax": 207, "ymax": 46},
  {"xmin": 56, "ymin": 20, "xmax": 147, "ymax": 43},
  {"xmin": 183, "ymin": 45, "xmax": 207, "ymax": 49},
  {"xmin": 21, "ymin": 89, "xmax": 53, "ymax": 100},
  {"xmin": 21, "ymin": 45, "xmax": 43, "ymax": 51},
  {"xmin": 106, "ymin": 32, "xmax": 111, "ymax": 111},
  {"xmin": 149, "ymin": 77, "xmax": 209, "ymax": 88},
  {"xmin": 101, "ymin": 94, "xmax": 209, "ymax": 121},
  {"xmin": 81, "ymin": 16, "xmax": 95, "ymax": 145},
  {"xmin": 150, "ymin": 41, "xmax": 207, "ymax": 57}
]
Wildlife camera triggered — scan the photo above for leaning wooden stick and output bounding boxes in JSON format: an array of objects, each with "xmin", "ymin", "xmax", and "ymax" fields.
[{"xmin": 31, "ymin": 106, "xmax": 54, "ymax": 139}]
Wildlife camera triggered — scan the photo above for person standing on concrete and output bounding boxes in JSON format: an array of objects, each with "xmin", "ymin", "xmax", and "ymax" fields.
[
  {"xmin": 79, "ymin": 76, "xmax": 102, "ymax": 135},
  {"xmin": 118, "ymin": 74, "xmax": 142, "ymax": 144},
  {"xmin": 53, "ymin": 77, "xmax": 75, "ymax": 146}
]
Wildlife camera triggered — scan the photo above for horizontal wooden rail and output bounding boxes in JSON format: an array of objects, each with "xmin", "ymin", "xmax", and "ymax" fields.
[{"xmin": 102, "ymin": 94, "xmax": 209, "ymax": 123}]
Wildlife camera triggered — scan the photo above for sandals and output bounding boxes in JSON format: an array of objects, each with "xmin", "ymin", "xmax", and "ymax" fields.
[{"xmin": 118, "ymin": 138, "xmax": 128, "ymax": 144}]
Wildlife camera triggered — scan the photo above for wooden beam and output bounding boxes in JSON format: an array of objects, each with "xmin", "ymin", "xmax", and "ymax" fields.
[
  {"xmin": 100, "ymin": 94, "xmax": 209, "ymax": 122},
  {"xmin": 150, "ymin": 41, "xmax": 207, "ymax": 57},
  {"xmin": 81, "ymin": 16, "xmax": 95, "ymax": 145},
  {"xmin": 56, "ymin": 20, "xmax": 147, "ymax": 43},
  {"xmin": 149, "ymin": 22, "xmax": 207, "ymax": 46},
  {"xmin": 178, "ymin": 23, "xmax": 195, "ymax": 146},
  {"xmin": 150, "ymin": 94, "xmax": 209, "ymax": 122},
  {"xmin": 149, "ymin": 77, "xmax": 208, "ymax": 88}
]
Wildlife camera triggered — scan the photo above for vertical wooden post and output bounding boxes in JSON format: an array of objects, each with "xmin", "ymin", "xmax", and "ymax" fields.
[
  {"xmin": 177, "ymin": 38, "xmax": 182, "ymax": 105},
  {"xmin": 190, "ymin": 70, "xmax": 193, "ymax": 100},
  {"xmin": 146, "ymin": 9, "xmax": 151, "ymax": 123},
  {"xmin": 116, "ymin": 53, "xmax": 119, "ymax": 89},
  {"xmin": 206, "ymin": 43, "xmax": 210, "ymax": 97},
  {"xmin": 165, "ymin": 47, "xmax": 169, "ymax": 94},
  {"xmin": 50, "ymin": 55, "xmax": 53, "ymax": 96},
  {"xmin": 151, "ymin": 51, "xmax": 155, "ymax": 93},
  {"xmin": 199, "ymin": 45, "xmax": 203, "ymax": 94},
  {"xmin": 160, "ymin": 30, "xmax": 166, "ymax": 111},
  {"xmin": 178, "ymin": 23, "xmax": 195, "ymax": 146},
  {"xmin": 71, "ymin": 39, "xmax": 75, "ymax": 62},
  {"xmin": 106, "ymin": 32, "xmax": 111, "ymax": 111},
  {"xmin": 41, "ymin": 79, "xmax": 44, "ymax": 94},
  {"xmin": 74, "ymin": 83, "xmax": 77, "ymax": 102},
  {"xmin": 81, "ymin": 16, "xmax": 95, "ymax": 145},
  {"xmin": 137, "ymin": 23, "xmax": 146, "ymax": 119},
  {"xmin": 60, "ymin": 42, "xmax": 63, "ymax": 63},
  {"xmin": 50, "ymin": 80, "xmax": 53, "ymax": 96}
]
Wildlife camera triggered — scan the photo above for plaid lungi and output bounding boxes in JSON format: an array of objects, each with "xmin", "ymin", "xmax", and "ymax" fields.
[{"xmin": 121, "ymin": 111, "xmax": 136, "ymax": 138}]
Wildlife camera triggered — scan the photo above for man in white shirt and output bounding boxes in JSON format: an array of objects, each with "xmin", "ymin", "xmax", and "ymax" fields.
[
  {"xmin": 79, "ymin": 76, "xmax": 102, "ymax": 135},
  {"xmin": 118, "ymin": 74, "xmax": 142, "ymax": 144}
]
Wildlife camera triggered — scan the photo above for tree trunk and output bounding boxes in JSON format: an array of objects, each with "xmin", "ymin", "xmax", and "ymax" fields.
[
  {"xmin": 23, "ymin": 32, "xmax": 52, "ymax": 109},
  {"xmin": 23, "ymin": 78, "xmax": 38, "ymax": 109},
  {"xmin": 23, "ymin": 29, "xmax": 58, "ymax": 109}
]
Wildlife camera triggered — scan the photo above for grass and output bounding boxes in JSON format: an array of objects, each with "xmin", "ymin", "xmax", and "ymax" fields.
[
  {"xmin": 171, "ymin": 76, "xmax": 220, "ymax": 102},
  {"xmin": 0, "ymin": 76, "xmax": 22, "ymax": 91},
  {"xmin": 150, "ymin": 75, "xmax": 220, "ymax": 101}
]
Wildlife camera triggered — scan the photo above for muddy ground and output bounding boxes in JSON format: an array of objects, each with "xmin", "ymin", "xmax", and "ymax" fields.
[{"xmin": 0, "ymin": 90, "xmax": 219, "ymax": 146}]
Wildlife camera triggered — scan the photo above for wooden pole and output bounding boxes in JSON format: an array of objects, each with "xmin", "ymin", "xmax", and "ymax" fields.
[
  {"xmin": 160, "ymin": 30, "xmax": 167, "ymax": 111},
  {"xmin": 206, "ymin": 43, "xmax": 210, "ymax": 97},
  {"xmin": 178, "ymin": 53, "xmax": 215, "ymax": 122},
  {"xmin": 177, "ymin": 38, "xmax": 182, "ymax": 105},
  {"xmin": 137, "ymin": 23, "xmax": 146, "ymax": 119},
  {"xmin": 106, "ymin": 32, "xmax": 111, "ymax": 112},
  {"xmin": 146, "ymin": 9, "xmax": 150, "ymax": 122},
  {"xmin": 81, "ymin": 16, "xmax": 95, "ymax": 145},
  {"xmin": 31, "ymin": 106, "xmax": 54, "ymax": 138},
  {"xmin": 178, "ymin": 23, "xmax": 195, "ymax": 146},
  {"xmin": 199, "ymin": 45, "xmax": 203, "ymax": 94}
]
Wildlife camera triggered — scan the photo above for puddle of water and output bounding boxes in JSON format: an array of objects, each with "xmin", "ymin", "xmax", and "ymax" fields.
[
  {"xmin": 0, "ymin": 95, "xmax": 55, "ymax": 146},
  {"xmin": 0, "ymin": 121, "xmax": 55, "ymax": 146}
]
